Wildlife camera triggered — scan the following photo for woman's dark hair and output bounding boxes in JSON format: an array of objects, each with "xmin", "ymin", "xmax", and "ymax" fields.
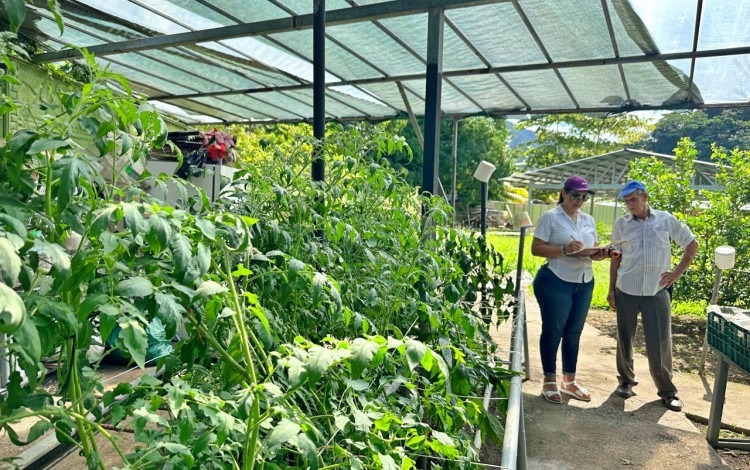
[{"xmin": 557, "ymin": 187, "xmax": 571, "ymax": 205}]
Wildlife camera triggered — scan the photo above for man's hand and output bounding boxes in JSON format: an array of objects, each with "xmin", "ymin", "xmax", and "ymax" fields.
[
  {"xmin": 607, "ymin": 290, "xmax": 616, "ymax": 309},
  {"xmin": 659, "ymin": 270, "xmax": 681, "ymax": 288}
]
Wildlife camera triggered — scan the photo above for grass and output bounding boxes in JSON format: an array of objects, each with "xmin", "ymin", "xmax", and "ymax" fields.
[{"xmin": 486, "ymin": 230, "xmax": 706, "ymax": 314}]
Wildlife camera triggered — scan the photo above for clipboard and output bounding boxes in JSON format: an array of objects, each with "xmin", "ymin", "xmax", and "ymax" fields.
[{"xmin": 566, "ymin": 247, "xmax": 604, "ymax": 256}]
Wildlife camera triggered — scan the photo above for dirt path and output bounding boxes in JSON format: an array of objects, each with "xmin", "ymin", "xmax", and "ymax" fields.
[{"xmin": 586, "ymin": 309, "xmax": 750, "ymax": 387}]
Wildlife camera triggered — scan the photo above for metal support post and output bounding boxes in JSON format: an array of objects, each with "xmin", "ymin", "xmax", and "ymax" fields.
[
  {"xmin": 480, "ymin": 181, "xmax": 488, "ymax": 320},
  {"xmin": 699, "ymin": 267, "xmax": 723, "ymax": 375},
  {"xmin": 514, "ymin": 225, "xmax": 531, "ymax": 379}
]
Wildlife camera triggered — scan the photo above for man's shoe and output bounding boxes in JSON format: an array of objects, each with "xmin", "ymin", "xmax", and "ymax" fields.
[
  {"xmin": 615, "ymin": 383, "xmax": 634, "ymax": 398},
  {"xmin": 662, "ymin": 397, "xmax": 684, "ymax": 412}
]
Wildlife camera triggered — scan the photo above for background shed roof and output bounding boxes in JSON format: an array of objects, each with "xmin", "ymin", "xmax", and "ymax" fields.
[{"xmin": 501, "ymin": 148, "xmax": 721, "ymax": 192}]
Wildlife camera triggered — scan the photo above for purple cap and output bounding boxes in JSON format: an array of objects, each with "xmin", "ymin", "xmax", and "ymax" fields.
[
  {"xmin": 563, "ymin": 175, "xmax": 594, "ymax": 194},
  {"xmin": 617, "ymin": 180, "xmax": 647, "ymax": 199}
]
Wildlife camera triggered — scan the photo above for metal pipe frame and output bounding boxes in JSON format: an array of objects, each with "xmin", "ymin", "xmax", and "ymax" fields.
[{"xmin": 501, "ymin": 289, "xmax": 528, "ymax": 470}]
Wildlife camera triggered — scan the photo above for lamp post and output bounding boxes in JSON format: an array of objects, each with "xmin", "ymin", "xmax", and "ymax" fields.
[
  {"xmin": 699, "ymin": 245, "xmax": 736, "ymax": 375},
  {"xmin": 473, "ymin": 161, "xmax": 496, "ymax": 322}
]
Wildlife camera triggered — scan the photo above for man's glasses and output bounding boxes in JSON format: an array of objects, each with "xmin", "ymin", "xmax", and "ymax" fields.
[{"xmin": 569, "ymin": 193, "xmax": 589, "ymax": 202}]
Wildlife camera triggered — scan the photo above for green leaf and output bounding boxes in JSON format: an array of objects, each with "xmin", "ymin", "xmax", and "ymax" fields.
[
  {"xmin": 0, "ymin": 237, "xmax": 21, "ymax": 285},
  {"xmin": 115, "ymin": 277, "xmax": 154, "ymax": 298},
  {"xmin": 154, "ymin": 292, "xmax": 185, "ymax": 337},
  {"xmin": 195, "ymin": 217, "xmax": 216, "ymax": 240},
  {"xmin": 122, "ymin": 203, "xmax": 144, "ymax": 237},
  {"xmin": 118, "ymin": 320, "xmax": 148, "ymax": 369},
  {"xmin": 27, "ymin": 420, "xmax": 53, "ymax": 443},
  {"xmin": 171, "ymin": 234, "xmax": 192, "ymax": 277},
  {"xmin": 333, "ymin": 412, "xmax": 350, "ymax": 431},
  {"xmin": 46, "ymin": 0, "xmax": 64, "ymax": 34},
  {"xmin": 0, "ymin": 282, "xmax": 26, "ymax": 334},
  {"xmin": 31, "ymin": 240, "xmax": 70, "ymax": 274},
  {"xmin": 405, "ymin": 339, "xmax": 426, "ymax": 372},
  {"xmin": 306, "ymin": 345, "xmax": 350, "ymax": 386},
  {"xmin": 90, "ymin": 205, "xmax": 118, "ymax": 237},
  {"xmin": 2, "ymin": 0, "xmax": 26, "ymax": 33},
  {"xmin": 146, "ymin": 214, "xmax": 172, "ymax": 253},
  {"xmin": 378, "ymin": 454, "xmax": 398, "ymax": 470},
  {"xmin": 26, "ymin": 138, "xmax": 71, "ymax": 155},
  {"xmin": 195, "ymin": 280, "xmax": 227, "ymax": 298},
  {"xmin": 296, "ymin": 433, "xmax": 318, "ymax": 470},
  {"xmin": 195, "ymin": 243, "xmax": 210, "ymax": 275},
  {"xmin": 77, "ymin": 293, "xmax": 110, "ymax": 322},
  {"xmin": 285, "ymin": 356, "xmax": 308, "ymax": 387},
  {"xmin": 0, "ymin": 213, "xmax": 27, "ymax": 239},
  {"xmin": 349, "ymin": 338, "xmax": 381, "ymax": 379},
  {"xmin": 56, "ymin": 157, "xmax": 91, "ymax": 212},
  {"xmin": 10, "ymin": 309, "xmax": 41, "ymax": 366},
  {"xmin": 265, "ymin": 419, "xmax": 300, "ymax": 451}
]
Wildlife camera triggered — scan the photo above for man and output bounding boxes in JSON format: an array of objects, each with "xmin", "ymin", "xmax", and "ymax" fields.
[{"xmin": 607, "ymin": 181, "xmax": 698, "ymax": 411}]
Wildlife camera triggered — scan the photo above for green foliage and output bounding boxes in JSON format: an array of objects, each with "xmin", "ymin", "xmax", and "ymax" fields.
[
  {"xmin": 516, "ymin": 113, "xmax": 653, "ymax": 169},
  {"xmin": 0, "ymin": 36, "xmax": 514, "ymax": 470},
  {"xmin": 629, "ymin": 138, "xmax": 697, "ymax": 216},
  {"xmin": 644, "ymin": 109, "xmax": 750, "ymax": 160},
  {"xmin": 627, "ymin": 138, "xmax": 750, "ymax": 307},
  {"xmin": 378, "ymin": 117, "xmax": 517, "ymax": 206}
]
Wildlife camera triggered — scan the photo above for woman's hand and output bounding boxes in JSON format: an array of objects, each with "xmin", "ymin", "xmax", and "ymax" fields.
[
  {"xmin": 564, "ymin": 239, "xmax": 584, "ymax": 255},
  {"xmin": 589, "ymin": 247, "xmax": 607, "ymax": 261}
]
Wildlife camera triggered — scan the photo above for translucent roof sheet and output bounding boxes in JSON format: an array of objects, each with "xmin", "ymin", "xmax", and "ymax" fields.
[{"xmin": 15, "ymin": 0, "xmax": 750, "ymax": 125}]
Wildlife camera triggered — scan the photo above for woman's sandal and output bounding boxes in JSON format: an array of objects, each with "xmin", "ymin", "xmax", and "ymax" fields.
[
  {"xmin": 541, "ymin": 383, "xmax": 563, "ymax": 404},
  {"xmin": 560, "ymin": 380, "xmax": 591, "ymax": 402}
]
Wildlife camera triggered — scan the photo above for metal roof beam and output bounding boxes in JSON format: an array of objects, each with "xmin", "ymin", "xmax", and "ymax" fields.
[
  {"xmin": 146, "ymin": 45, "xmax": 750, "ymax": 104},
  {"xmin": 32, "ymin": 0, "xmax": 508, "ymax": 63}
]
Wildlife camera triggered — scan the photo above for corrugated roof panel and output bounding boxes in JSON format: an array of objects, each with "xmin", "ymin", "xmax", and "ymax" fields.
[
  {"xmin": 624, "ymin": 0, "xmax": 697, "ymax": 53},
  {"xmin": 692, "ymin": 56, "xmax": 750, "ymax": 103},
  {"xmin": 140, "ymin": 49, "xmax": 272, "ymax": 91},
  {"xmin": 441, "ymin": 22, "xmax": 487, "ymax": 71},
  {"xmin": 328, "ymin": 87, "xmax": 398, "ymax": 118},
  {"xmin": 107, "ymin": 52, "xmax": 229, "ymax": 93},
  {"xmin": 607, "ymin": 0, "xmax": 697, "ymax": 56},
  {"xmin": 522, "ymin": 0, "xmax": 614, "ymax": 61},
  {"xmin": 327, "ymin": 21, "xmax": 425, "ymax": 76},
  {"xmin": 440, "ymin": 81, "xmax": 483, "ymax": 114},
  {"xmin": 446, "ymin": 3, "xmax": 546, "ymax": 67},
  {"xmin": 164, "ymin": 0, "xmax": 288, "ymax": 23},
  {"xmin": 360, "ymin": 81, "xmax": 426, "ymax": 115},
  {"xmin": 698, "ymin": 0, "xmax": 750, "ymax": 50},
  {"xmin": 160, "ymin": 97, "xmax": 244, "ymax": 122},
  {"xmin": 558, "ymin": 65, "xmax": 627, "ymax": 108},
  {"xmin": 191, "ymin": 95, "xmax": 280, "ymax": 121},
  {"xmin": 445, "ymin": 75, "xmax": 524, "ymax": 112},
  {"xmin": 99, "ymin": 59, "xmax": 196, "ymax": 96},
  {"xmin": 622, "ymin": 62, "xmax": 692, "ymax": 106},
  {"xmin": 262, "ymin": 31, "xmax": 385, "ymax": 80},
  {"xmin": 501, "ymin": 70, "xmax": 576, "ymax": 109},
  {"xmin": 279, "ymin": 0, "xmax": 352, "ymax": 15}
]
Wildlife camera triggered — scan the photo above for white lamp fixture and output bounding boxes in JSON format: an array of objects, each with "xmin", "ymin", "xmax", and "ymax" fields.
[
  {"xmin": 473, "ymin": 160, "xmax": 496, "ymax": 183},
  {"xmin": 714, "ymin": 245, "xmax": 736, "ymax": 270}
]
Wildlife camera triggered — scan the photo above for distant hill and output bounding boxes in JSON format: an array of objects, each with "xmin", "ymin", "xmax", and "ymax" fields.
[{"xmin": 505, "ymin": 120, "xmax": 537, "ymax": 149}]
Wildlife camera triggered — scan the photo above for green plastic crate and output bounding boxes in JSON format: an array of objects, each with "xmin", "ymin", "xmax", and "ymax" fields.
[{"xmin": 707, "ymin": 305, "xmax": 750, "ymax": 374}]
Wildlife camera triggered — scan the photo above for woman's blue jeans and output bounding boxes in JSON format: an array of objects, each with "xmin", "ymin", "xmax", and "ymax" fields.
[{"xmin": 533, "ymin": 264, "xmax": 594, "ymax": 377}]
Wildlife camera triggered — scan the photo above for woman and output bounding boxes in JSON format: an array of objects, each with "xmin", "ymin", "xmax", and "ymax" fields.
[{"xmin": 530, "ymin": 175, "xmax": 605, "ymax": 403}]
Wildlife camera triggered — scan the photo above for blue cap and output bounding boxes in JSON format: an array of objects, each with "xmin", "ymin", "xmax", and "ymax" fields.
[{"xmin": 618, "ymin": 180, "xmax": 647, "ymax": 199}]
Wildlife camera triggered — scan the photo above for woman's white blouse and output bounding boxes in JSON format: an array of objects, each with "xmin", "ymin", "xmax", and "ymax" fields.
[{"xmin": 533, "ymin": 205, "xmax": 598, "ymax": 283}]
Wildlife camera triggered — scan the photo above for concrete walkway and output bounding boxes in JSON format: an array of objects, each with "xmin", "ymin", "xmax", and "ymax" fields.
[{"xmin": 499, "ymin": 286, "xmax": 750, "ymax": 470}]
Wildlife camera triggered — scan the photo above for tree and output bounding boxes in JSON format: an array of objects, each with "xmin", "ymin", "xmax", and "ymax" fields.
[
  {"xmin": 643, "ymin": 109, "xmax": 750, "ymax": 160},
  {"xmin": 379, "ymin": 117, "xmax": 517, "ymax": 207},
  {"xmin": 516, "ymin": 113, "xmax": 653, "ymax": 169}
]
